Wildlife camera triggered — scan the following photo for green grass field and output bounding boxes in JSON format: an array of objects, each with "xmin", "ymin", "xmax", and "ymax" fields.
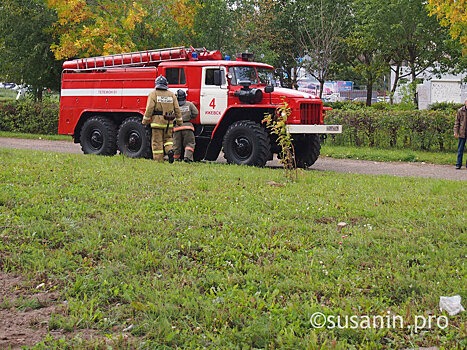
[
  {"xmin": 0, "ymin": 87, "xmax": 18, "ymax": 101},
  {"xmin": 0, "ymin": 148, "xmax": 465, "ymax": 349}
]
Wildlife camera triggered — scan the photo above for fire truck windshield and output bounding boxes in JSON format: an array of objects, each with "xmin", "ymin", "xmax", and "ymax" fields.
[{"xmin": 229, "ymin": 66, "xmax": 274, "ymax": 86}]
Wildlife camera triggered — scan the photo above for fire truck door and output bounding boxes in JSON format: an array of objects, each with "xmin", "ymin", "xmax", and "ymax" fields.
[{"xmin": 200, "ymin": 67, "xmax": 228, "ymax": 124}]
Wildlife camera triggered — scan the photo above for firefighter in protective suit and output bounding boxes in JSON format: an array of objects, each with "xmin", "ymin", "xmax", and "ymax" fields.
[
  {"xmin": 142, "ymin": 75, "xmax": 182, "ymax": 162},
  {"xmin": 173, "ymin": 89, "xmax": 199, "ymax": 162}
]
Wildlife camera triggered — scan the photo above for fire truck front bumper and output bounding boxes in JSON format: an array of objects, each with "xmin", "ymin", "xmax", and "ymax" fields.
[{"xmin": 287, "ymin": 125, "xmax": 342, "ymax": 134}]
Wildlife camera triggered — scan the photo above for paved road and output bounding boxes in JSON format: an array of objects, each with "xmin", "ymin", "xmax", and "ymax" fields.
[{"xmin": 0, "ymin": 137, "xmax": 465, "ymax": 181}]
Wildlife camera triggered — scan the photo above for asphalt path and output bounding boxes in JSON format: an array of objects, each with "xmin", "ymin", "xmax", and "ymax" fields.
[{"xmin": 0, "ymin": 137, "xmax": 466, "ymax": 181}]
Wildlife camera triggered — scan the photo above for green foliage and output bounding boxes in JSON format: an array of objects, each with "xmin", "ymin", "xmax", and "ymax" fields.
[
  {"xmin": 192, "ymin": 0, "xmax": 234, "ymax": 51},
  {"xmin": 325, "ymin": 109, "xmax": 457, "ymax": 151},
  {"xmin": 428, "ymin": 101, "xmax": 464, "ymax": 111},
  {"xmin": 0, "ymin": 0, "xmax": 62, "ymax": 100},
  {"xmin": 427, "ymin": 0, "xmax": 467, "ymax": 52},
  {"xmin": 0, "ymin": 99, "xmax": 58, "ymax": 134},
  {"xmin": 326, "ymin": 101, "xmax": 418, "ymax": 111},
  {"xmin": 1, "ymin": 149, "xmax": 466, "ymax": 348},
  {"xmin": 368, "ymin": 101, "xmax": 391, "ymax": 110},
  {"xmin": 325, "ymin": 101, "xmax": 367, "ymax": 110},
  {"xmin": 295, "ymin": 0, "xmax": 351, "ymax": 98}
]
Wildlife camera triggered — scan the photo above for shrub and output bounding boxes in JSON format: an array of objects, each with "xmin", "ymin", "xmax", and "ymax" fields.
[
  {"xmin": 325, "ymin": 109, "xmax": 457, "ymax": 151},
  {"xmin": 0, "ymin": 99, "xmax": 58, "ymax": 134},
  {"xmin": 428, "ymin": 101, "xmax": 463, "ymax": 111},
  {"xmin": 324, "ymin": 101, "xmax": 366, "ymax": 110}
]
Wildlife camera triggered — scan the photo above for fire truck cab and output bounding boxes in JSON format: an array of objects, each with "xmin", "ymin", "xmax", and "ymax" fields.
[{"xmin": 58, "ymin": 46, "xmax": 341, "ymax": 167}]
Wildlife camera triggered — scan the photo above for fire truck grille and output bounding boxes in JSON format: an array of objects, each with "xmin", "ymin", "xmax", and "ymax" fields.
[{"xmin": 300, "ymin": 103, "xmax": 321, "ymax": 124}]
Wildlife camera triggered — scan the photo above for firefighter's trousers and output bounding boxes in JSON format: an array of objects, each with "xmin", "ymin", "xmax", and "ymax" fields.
[
  {"xmin": 173, "ymin": 124, "xmax": 195, "ymax": 161},
  {"xmin": 151, "ymin": 127, "xmax": 173, "ymax": 162}
]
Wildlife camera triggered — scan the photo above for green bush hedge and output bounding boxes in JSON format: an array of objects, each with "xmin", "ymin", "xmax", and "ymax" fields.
[
  {"xmin": 0, "ymin": 99, "xmax": 59, "ymax": 135},
  {"xmin": 324, "ymin": 109, "xmax": 457, "ymax": 152}
]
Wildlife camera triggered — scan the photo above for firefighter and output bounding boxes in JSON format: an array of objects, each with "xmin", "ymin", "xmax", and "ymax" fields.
[
  {"xmin": 173, "ymin": 89, "xmax": 199, "ymax": 162},
  {"xmin": 142, "ymin": 75, "xmax": 182, "ymax": 162}
]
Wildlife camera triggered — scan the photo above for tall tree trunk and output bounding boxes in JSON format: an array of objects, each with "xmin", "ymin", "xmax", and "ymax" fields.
[
  {"xmin": 319, "ymin": 80, "xmax": 325, "ymax": 99},
  {"xmin": 366, "ymin": 75, "xmax": 374, "ymax": 106},
  {"xmin": 34, "ymin": 87, "xmax": 43, "ymax": 102},
  {"xmin": 390, "ymin": 64, "xmax": 401, "ymax": 105},
  {"xmin": 408, "ymin": 46, "xmax": 418, "ymax": 108}
]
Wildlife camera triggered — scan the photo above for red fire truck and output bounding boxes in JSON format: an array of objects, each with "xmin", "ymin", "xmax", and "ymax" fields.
[{"xmin": 58, "ymin": 46, "xmax": 341, "ymax": 167}]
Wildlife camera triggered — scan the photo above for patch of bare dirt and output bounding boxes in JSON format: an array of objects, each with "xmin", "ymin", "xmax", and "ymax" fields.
[
  {"xmin": 0, "ymin": 272, "xmax": 139, "ymax": 348},
  {"xmin": 0, "ymin": 272, "xmax": 65, "ymax": 349}
]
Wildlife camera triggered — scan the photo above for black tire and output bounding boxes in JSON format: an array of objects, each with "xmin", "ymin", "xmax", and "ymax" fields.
[
  {"xmin": 80, "ymin": 116, "xmax": 117, "ymax": 155},
  {"xmin": 222, "ymin": 120, "xmax": 271, "ymax": 166},
  {"xmin": 117, "ymin": 117, "xmax": 152, "ymax": 158},
  {"xmin": 293, "ymin": 134, "xmax": 321, "ymax": 168}
]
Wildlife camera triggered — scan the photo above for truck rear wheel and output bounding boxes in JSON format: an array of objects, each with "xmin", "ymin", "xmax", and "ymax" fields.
[
  {"xmin": 293, "ymin": 134, "xmax": 321, "ymax": 168},
  {"xmin": 80, "ymin": 116, "xmax": 117, "ymax": 155},
  {"xmin": 117, "ymin": 117, "xmax": 152, "ymax": 158},
  {"xmin": 223, "ymin": 120, "xmax": 271, "ymax": 167}
]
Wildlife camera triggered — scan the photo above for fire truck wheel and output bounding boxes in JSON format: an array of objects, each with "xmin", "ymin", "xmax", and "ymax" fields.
[
  {"xmin": 117, "ymin": 117, "xmax": 152, "ymax": 159},
  {"xmin": 293, "ymin": 134, "xmax": 321, "ymax": 168},
  {"xmin": 223, "ymin": 120, "xmax": 271, "ymax": 167},
  {"xmin": 80, "ymin": 116, "xmax": 117, "ymax": 155}
]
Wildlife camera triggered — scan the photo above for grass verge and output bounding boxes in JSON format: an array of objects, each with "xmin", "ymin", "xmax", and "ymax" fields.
[
  {"xmin": 0, "ymin": 131, "xmax": 71, "ymax": 141},
  {"xmin": 0, "ymin": 149, "xmax": 466, "ymax": 349},
  {"xmin": 321, "ymin": 144, "xmax": 455, "ymax": 165}
]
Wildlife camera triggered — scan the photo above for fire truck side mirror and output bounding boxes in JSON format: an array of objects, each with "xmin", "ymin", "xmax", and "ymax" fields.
[
  {"xmin": 214, "ymin": 70, "xmax": 222, "ymax": 86},
  {"xmin": 264, "ymin": 85, "xmax": 274, "ymax": 93}
]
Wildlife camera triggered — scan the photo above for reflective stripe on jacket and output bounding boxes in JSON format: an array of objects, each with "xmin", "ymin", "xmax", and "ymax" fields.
[
  {"xmin": 151, "ymin": 121, "xmax": 173, "ymax": 129},
  {"xmin": 173, "ymin": 124, "xmax": 195, "ymax": 132}
]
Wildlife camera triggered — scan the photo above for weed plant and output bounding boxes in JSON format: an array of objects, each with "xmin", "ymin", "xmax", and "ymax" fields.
[{"xmin": 0, "ymin": 149, "xmax": 465, "ymax": 349}]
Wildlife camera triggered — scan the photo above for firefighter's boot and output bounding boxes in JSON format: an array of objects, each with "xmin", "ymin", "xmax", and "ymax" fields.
[{"xmin": 167, "ymin": 150, "xmax": 175, "ymax": 164}]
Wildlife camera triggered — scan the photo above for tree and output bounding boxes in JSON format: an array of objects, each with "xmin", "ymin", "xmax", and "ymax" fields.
[
  {"xmin": 193, "ymin": 0, "xmax": 300, "ymax": 87},
  {"xmin": 46, "ymin": 0, "xmax": 201, "ymax": 59},
  {"xmin": 192, "ymin": 0, "xmax": 235, "ymax": 51},
  {"xmin": 343, "ymin": 0, "xmax": 390, "ymax": 106},
  {"xmin": 345, "ymin": 0, "xmax": 453, "ymax": 106},
  {"xmin": 427, "ymin": 0, "xmax": 467, "ymax": 54},
  {"xmin": 135, "ymin": 0, "xmax": 201, "ymax": 49},
  {"xmin": 219, "ymin": 0, "xmax": 285, "ymax": 64},
  {"xmin": 386, "ymin": 0, "xmax": 454, "ymax": 106},
  {"xmin": 295, "ymin": 0, "xmax": 351, "ymax": 98},
  {"xmin": 227, "ymin": 0, "xmax": 303, "ymax": 87},
  {"xmin": 262, "ymin": 0, "xmax": 302, "ymax": 87},
  {"xmin": 47, "ymin": 0, "xmax": 147, "ymax": 59},
  {"xmin": 0, "ymin": 0, "xmax": 62, "ymax": 100}
]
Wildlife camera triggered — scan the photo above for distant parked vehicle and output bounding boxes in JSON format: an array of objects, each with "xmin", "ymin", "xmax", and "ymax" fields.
[{"xmin": 0, "ymin": 82, "xmax": 17, "ymax": 89}]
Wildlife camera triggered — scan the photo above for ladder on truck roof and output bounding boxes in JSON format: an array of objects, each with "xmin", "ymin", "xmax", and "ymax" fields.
[
  {"xmin": 62, "ymin": 46, "xmax": 187, "ymax": 70},
  {"xmin": 62, "ymin": 46, "xmax": 223, "ymax": 70}
]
